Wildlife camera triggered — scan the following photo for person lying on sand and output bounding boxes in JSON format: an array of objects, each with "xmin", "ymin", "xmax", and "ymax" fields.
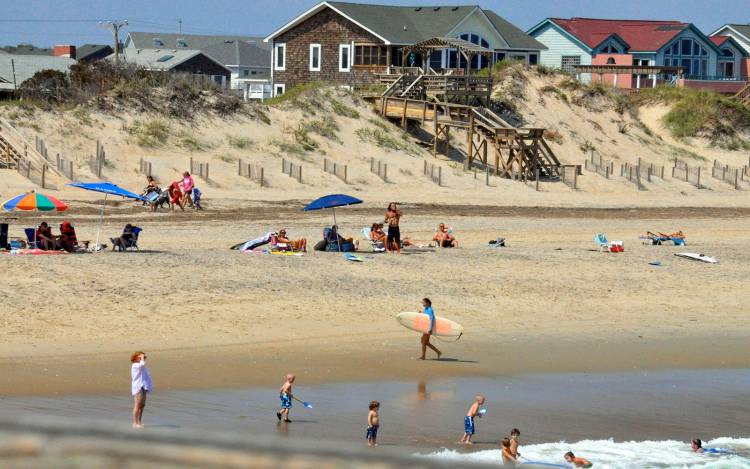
[
  {"xmin": 564, "ymin": 451, "xmax": 593, "ymax": 467},
  {"xmin": 276, "ymin": 374, "xmax": 295, "ymax": 423},
  {"xmin": 691, "ymin": 438, "xmax": 704, "ymax": 453},
  {"xmin": 460, "ymin": 394, "xmax": 485, "ymax": 444},
  {"xmin": 419, "ymin": 298, "xmax": 441, "ymax": 360},
  {"xmin": 501, "ymin": 437, "xmax": 519, "ymax": 466},
  {"xmin": 277, "ymin": 229, "xmax": 307, "ymax": 252}
]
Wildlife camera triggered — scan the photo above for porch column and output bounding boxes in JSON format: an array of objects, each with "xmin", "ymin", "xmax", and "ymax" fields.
[
  {"xmin": 636, "ymin": 74, "xmax": 641, "ymax": 89},
  {"xmin": 613, "ymin": 73, "xmax": 618, "ymax": 87},
  {"xmin": 652, "ymin": 74, "xmax": 657, "ymax": 88}
]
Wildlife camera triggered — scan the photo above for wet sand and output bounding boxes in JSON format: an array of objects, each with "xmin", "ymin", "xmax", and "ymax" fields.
[{"xmin": 2, "ymin": 369, "xmax": 749, "ymax": 448}]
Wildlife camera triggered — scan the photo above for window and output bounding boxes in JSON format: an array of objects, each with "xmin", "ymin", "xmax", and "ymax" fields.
[
  {"xmin": 607, "ymin": 57, "xmax": 616, "ymax": 64},
  {"xmin": 354, "ymin": 45, "xmax": 388, "ymax": 66},
  {"xmin": 177, "ymin": 39, "xmax": 188, "ymax": 48},
  {"xmin": 602, "ymin": 44, "xmax": 620, "ymax": 54},
  {"xmin": 274, "ymin": 43, "xmax": 286, "ymax": 71},
  {"xmin": 561, "ymin": 55, "xmax": 581, "ymax": 74},
  {"xmin": 528, "ymin": 54, "xmax": 538, "ymax": 65},
  {"xmin": 309, "ymin": 44, "xmax": 321, "ymax": 71},
  {"xmin": 495, "ymin": 52, "xmax": 506, "ymax": 63},
  {"xmin": 157, "ymin": 55, "xmax": 174, "ymax": 63},
  {"xmin": 721, "ymin": 48, "xmax": 735, "ymax": 58},
  {"xmin": 664, "ymin": 38, "xmax": 708, "ymax": 77},
  {"xmin": 274, "ymin": 84, "xmax": 285, "ymax": 96},
  {"xmin": 339, "ymin": 44, "xmax": 351, "ymax": 72},
  {"xmin": 152, "ymin": 38, "xmax": 164, "ymax": 47},
  {"xmin": 457, "ymin": 33, "xmax": 489, "ymax": 69},
  {"xmin": 243, "ymin": 69, "xmax": 250, "ymax": 77}
]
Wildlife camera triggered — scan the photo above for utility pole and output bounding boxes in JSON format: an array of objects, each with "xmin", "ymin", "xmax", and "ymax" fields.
[
  {"xmin": 178, "ymin": 18, "xmax": 182, "ymax": 34},
  {"xmin": 99, "ymin": 20, "xmax": 128, "ymax": 65},
  {"xmin": 10, "ymin": 59, "xmax": 17, "ymax": 90}
]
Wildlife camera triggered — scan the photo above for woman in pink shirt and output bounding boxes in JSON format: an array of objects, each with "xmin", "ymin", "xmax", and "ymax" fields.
[{"xmin": 181, "ymin": 171, "xmax": 195, "ymax": 208}]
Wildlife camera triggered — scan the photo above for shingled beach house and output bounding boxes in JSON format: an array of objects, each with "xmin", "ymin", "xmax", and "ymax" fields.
[{"xmin": 263, "ymin": 1, "xmax": 546, "ymax": 95}]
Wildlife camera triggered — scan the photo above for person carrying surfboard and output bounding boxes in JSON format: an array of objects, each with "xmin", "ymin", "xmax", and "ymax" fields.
[{"xmin": 419, "ymin": 298, "xmax": 442, "ymax": 360}]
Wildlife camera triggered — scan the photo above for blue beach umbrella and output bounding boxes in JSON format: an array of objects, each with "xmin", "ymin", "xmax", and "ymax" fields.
[
  {"xmin": 67, "ymin": 182, "xmax": 146, "ymax": 249},
  {"xmin": 303, "ymin": 194, "xmax": 362, "ymax": 252}
]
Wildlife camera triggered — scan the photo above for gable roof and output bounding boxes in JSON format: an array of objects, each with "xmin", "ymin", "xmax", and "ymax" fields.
[
  {"xmin": 708, "ymin": 35, "xmax": 749, "ymax": 56},
  {"xmin": 0, "ymin": 55, "xmax": 75, "ymax": 91},
  {"xmin": 76, "ymin": 44, "xmax": 114, "ymax": 61},
  {"xmin": 710, "ymin": 35, "xmax": 730, "ymax": 46},
  {"xmin": 125, "ymin": 32, "xmax": 269, "ymax": 68},
  {"xmin": 547, "ymin": 18, "xmax": 691, "ymax": 52},
  {"xmin": 265, "ymin": 2, "xmax": 544, "ymax": 50},
  {"xmin": 0, "ymin": 44, "xmax": 53, "ymax": 56},
  {"xmin": 118, "ymin": 49, "xmax": 230, "ymax": 73},
  {"xmin": 724, "ymin": 24, "xmax": 750, "ymax": 40}
]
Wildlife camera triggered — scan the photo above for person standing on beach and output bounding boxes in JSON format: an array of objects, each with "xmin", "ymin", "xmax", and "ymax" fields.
[
  {"xmin": 419, "ymin": 298, "xmax": 442, "ymax": 360},
  {"xmin": 181, "ymin": 172, "xmax": 195, "ymax": 208},
  {"xmin": 276, "ymin": 374, "xmax": 295, "ymax": 423},
  {"xmin": 564, "ymin": 451, "xmax": 593, "ymax": 468},
  {"xmin": 366, "ymin": 401, "xmax": 380, "ymax": 447},
  {"xmin": 384, "ymin": 202, "xmax": 402, "ymax": 254},
  {"xmin": 460, "ymin": 394, "xmax": 485, "ymax": 444},
  {"xmin": 130, "ymin": 351, "xmax": 153, "ymax": 428}
]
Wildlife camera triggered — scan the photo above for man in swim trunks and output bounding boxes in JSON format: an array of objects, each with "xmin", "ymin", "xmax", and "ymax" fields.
[
  {"xmin": 384, "ymin": 202, "xmax": 402, "ymax": 254},
  {"xmin": 564, "ymin": 451, "xmax": 593, "ymax": 467},
  {"xmin": 276, "ymin": 374, "xmax": 295, "ymax": 423}
]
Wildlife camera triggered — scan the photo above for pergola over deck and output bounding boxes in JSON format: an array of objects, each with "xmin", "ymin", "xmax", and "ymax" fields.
[
  {"xmin": 400, "ymin": 37, "xmax": 494, "ymax": 76},
  {"xmin": 574, "ymin": 65, "xmax": 684, "ymax": 89}
]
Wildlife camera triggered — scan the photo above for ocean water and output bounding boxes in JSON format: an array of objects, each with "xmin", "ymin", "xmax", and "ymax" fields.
[{"xmin": 423, "ymin": 437, "xmax": 750, "ymax": 468}]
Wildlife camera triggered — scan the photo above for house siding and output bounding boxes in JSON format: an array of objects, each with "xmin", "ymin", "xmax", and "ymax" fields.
[
  {"xmin": 449, "ymin": 10, "xmax": 510, "ymax": 50},
  {"xmin": 531, "ymin": 23, "xmax": 592, "ymax": 80},
  {"xmin": 273, "ymin": 7, "xmax": 385, "ymax": 90},
  {"xmin": 655, "ymin": 28, "xmax": 717, "ymax": 78}
]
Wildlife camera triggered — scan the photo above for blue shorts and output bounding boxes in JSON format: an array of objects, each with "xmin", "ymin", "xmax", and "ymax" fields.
[
  {"xmin": 366, "ymin": 425, "xmax": 379, "ymax": 439},
  {"xmin": 280, "ymin": 394, "xmax": 292, "ymax": 409},
  {"xmin": 464, "ymin": 416, "xmax": 475, "ymax": 435}
]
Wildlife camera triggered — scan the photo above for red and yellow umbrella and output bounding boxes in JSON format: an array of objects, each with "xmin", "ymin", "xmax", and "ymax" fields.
[{"xmin": 2, "ymin": 192, "xmax": 68, "ymax": 212}]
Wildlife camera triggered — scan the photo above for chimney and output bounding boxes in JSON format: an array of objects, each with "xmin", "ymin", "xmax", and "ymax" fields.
[{"xmin": 53, "ymin": 45, "xmax": 76, "ymax": 59}]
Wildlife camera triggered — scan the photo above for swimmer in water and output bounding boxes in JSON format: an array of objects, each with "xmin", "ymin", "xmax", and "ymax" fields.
[
  {"xmin": 564, "ymin": 451, "xmax": 593, "ymax": 468},
  {"xmin": 691, "ymin": 438, "xmax": 704, "ymax": 453}
]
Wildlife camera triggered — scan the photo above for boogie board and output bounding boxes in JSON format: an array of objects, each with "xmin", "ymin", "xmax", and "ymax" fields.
[
  {"xmin": 674, "ymin": 252, "xmax": 718, "ymax": 264},
  {"xmin": 396, "ymin": 312, "xmax": 463, "ymax": 338}
]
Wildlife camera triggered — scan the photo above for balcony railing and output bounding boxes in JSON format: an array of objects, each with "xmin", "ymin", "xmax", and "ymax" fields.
[{"xmin": 682, "ymin": 74, "xmax": 748, "ymax": 82}]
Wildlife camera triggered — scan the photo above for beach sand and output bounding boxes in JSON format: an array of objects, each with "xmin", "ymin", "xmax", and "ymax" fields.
[{"xmin": 2, "ymin": 201, "xmax": 749, "ymax": 397}]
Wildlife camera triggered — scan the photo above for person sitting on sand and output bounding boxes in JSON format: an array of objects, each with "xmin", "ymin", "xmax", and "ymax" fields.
[
  {"xmin": 35, "ymin": 222, "xmax": 57, "ymax": 250},
  {"xmin": 501, "ymin": 437, "xmax": 519, "ymax": 466},
  {"xmin": 419, "ymin": 298, "xmax": 442, "ymax": 360},
  {"xmin": 326, "ymin": 225, "xmax": 358, "ymax": 252},
  {"xmin": 433, "ymin": 223, "xmax": 458, "ymax": 248},
  {"xmin": 277, "ymin": 228, "xmax": 307, "ymax": 252},
  {"xmin": 112, "ymin": 224, "xmax": 135, "ymax": 251},
  {"xmin": 167, "ymin": 181, "xmax": 184, "ymax": 211},
  {"xmin": 131, "ymin": 351, "xmax": 153, "ymax": 428},
  {"xmin": 370, "ymin": 223, "xmax": 387, "ymax": 247},
  {"xmin": 59, "ymin": 221, "xmax": 82, "ymax": 253},
  {"xmin": 691, "ymin": 438, "xmax": 704, "ymax": 453},
  {"xmin": 276, "ymin": 374, "xmax": 295, "ymax": 423},
  {"xmin": 460, "ymin": 394, "xmax": 485, "ymax": 445},
  {"xmin": 564, "ymin": 451, "xmax": 593, "ymax": 468}
]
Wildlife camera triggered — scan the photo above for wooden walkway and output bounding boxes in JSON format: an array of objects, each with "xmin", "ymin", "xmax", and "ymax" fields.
[{"xmin": 736, "ymin": 82, "xmax": 750, "ymax": 108}]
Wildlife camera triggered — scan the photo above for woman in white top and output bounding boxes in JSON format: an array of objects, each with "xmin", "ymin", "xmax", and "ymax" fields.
[{"xmin": 130, "ymin": 351, "xmax": 153, "ymax": 428}]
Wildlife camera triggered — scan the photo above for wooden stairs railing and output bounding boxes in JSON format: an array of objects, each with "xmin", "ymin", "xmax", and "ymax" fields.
[
  {"xmin": 0, "ymin": 117, "xmax": 63, "ymax": 187},
  {"xmin": 735, "ymin": 82, "xmax": 750, "ymax": 107}
]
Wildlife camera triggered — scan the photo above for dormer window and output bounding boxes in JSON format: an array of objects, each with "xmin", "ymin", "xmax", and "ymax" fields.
[
  {"xmin": 152, "ymin": 38, "xmax": 164, "ymax": 47},
  {"xmin": 177, "ymin": 39, "xmax": 188, "ymax": 48}
]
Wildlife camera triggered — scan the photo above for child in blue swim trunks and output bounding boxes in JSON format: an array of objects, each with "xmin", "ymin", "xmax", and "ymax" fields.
[
  {"xmin": 366, "ymin": 400, "xmax": 380, "ymax": 446},
  {"xmin": 460, "ymin": 394, "xmax": 485, "ymax": 444},
  {"xmin": 276, "ymin": 374, "xmax": 295, "ymax": 423}
]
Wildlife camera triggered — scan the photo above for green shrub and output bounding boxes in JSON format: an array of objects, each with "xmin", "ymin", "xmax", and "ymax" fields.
[
  {"xmin": 302, "ymin": 116, "xmax": 341, "ymax": 143},
  {"xmin": 330, "ymin": 98, "xmax": 360, "ymax": 118},
  {"xmin": 125, "ymin": 119, "xmax": 170, "ymax": 147},
  {"xmin": 228, "ymin": 135, "xmax": 254, "ymax": 149},
  {"xmin": 355, "ymin": 127, "xmax": 417, "ymax": 154},
  {"xmin": 266, "ymin": 81, "xmax": 326, "ymax": 106}
]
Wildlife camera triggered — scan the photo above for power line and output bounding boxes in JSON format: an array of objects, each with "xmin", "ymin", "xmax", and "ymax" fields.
[
  {"xmin": 0, "ymin": 19, "xmax": 105, "ymax": 23},
  {"xmin": 99, "ymin": 20, "xmax": 128, "ymax": 64}
]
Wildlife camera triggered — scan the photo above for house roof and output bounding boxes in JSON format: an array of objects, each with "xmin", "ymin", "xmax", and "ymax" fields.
[
  {"xmin": 266, "ymin": 2, "xmax": 544, "ymax": 50},
  {"xmin": 76, "ymin": 44, "xmax": 113, "ymax": 61},
  {"xmin": 0, "ymin": 55, "xmax": 75, "ymax": 91},
  {"xmin": 726, "ymin": 24, "xmax": 750, "ymax": 40},
  {"xmin": 201, "ymin": 40, "xmax": 270, "ymax": 68},
  {"xmin": 0, "ymin": 44, "xmax": 53, "ymax": 56},
  {"xmin": 117, "ymin": 49, "xmax": 230, "ymax": 73},
  {"xmin": 548, "ymin": 18, "xmax": 691, "ymax": 52},
  {"xmin": 125, "ymin": 32, "xmax": 269, "ymax": 68},
  {"xmin": 710, "ymin": 35, "xmax": 729, "ymax": 46}
]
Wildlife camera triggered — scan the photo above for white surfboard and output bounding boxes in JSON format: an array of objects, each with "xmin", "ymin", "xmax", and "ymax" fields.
[
  {"xmin": 396, "ymin": 312, "xmax": 463, "ymax": 337},
  {"xmin": 674, "ymin": 252, "xmax": 718, "ymax": 264}
]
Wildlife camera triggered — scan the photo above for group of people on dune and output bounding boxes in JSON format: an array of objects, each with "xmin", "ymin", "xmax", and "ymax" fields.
[{"xmin": 142, "ymin": 172, "xmax": 202, "ymax": 211}]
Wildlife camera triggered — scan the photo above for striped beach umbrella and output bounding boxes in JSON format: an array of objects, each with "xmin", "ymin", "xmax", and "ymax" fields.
[{"xmin": 2, "ymin": 192, "xmax": 68, "ymax": 212}]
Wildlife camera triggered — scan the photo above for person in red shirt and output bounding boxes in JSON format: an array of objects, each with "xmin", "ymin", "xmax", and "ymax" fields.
[
  {"xmin": 168, "ymin": 181, "xmax": 184, "ymax": 211},
  {"xmin": 35, "ymin": 222, "xmax": 57, "ymax": 250}
]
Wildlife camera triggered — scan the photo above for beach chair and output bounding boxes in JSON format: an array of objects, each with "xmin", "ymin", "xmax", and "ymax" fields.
[
  {"xmin": 24, "ymin": 228, "xmax": 40, "ymax": 249},
  {"xmin": 595, "ymin": 233, "xmax": 611, "ymax": 252},
  {"xmin": 361, "ymin": 227, "xmax": 385, "ymax": 253},
  {"xmin": 113, "ymin": 226, "xmax": 142, "ymax": 251}
]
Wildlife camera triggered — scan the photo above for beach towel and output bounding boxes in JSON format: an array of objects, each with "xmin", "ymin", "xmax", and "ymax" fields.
[{"xmin": 239, "ymin": 232, "xmax": 274, "ymax": 252}]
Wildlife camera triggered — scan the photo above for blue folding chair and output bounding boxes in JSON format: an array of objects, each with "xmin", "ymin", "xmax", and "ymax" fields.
[{"xmin": 24, "ymin": 228, "xmax": 40, "ymax": 249}]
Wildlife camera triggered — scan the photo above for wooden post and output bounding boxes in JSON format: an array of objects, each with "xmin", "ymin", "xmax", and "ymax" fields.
[
  {"xmin": 41, "ymin": 164, "xmax": 46, "ymax": 188},
  {"xmin": 432, "ymin": 105, "xmax": 438, "ymax": 158},
  {"xmin": 438, "ymin": 166, "xmax": 442, "ymax": 186},
  {"xmin": 465, "ymin": 114, "xmax": 474, "ymax": 170},
  {"xmin": 696, "ymin": 167, "xmax": 701, "ymax": 188},
  {"xmin": 535, "ymin": 166, "xmax": 540, "ymax": 191},
  {"xmin": 343, "ymin": 165, "xmax": 347, "ymax": 184},
  {"xmin": 422, "ymin": 101, "xmax": 427, "ymax": 124},
  {"xmin": 485, "ymin": 166, "xmax": 489, "ymax": 186},
  {"xmin": 401, "ymin": 99, "xmax": 408, "ymax": 129},
  {"xmin": 190, "ymin": 157, "xmax": 193, "ymax": 174}
]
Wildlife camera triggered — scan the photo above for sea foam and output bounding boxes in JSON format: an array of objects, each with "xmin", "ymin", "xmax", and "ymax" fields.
[{"xmin": 420, "ymin": 437, "xmax": 750, "ymax": 468}]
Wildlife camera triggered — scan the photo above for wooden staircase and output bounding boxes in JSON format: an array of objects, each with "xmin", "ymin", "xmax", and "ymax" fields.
[
  {"xmin": 736, "ymin": 82, "xmax": 750, "ymax": 108},
  {"xmin": 0, "ymin": 117, "xmax": 62, "ymax": 187}
]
